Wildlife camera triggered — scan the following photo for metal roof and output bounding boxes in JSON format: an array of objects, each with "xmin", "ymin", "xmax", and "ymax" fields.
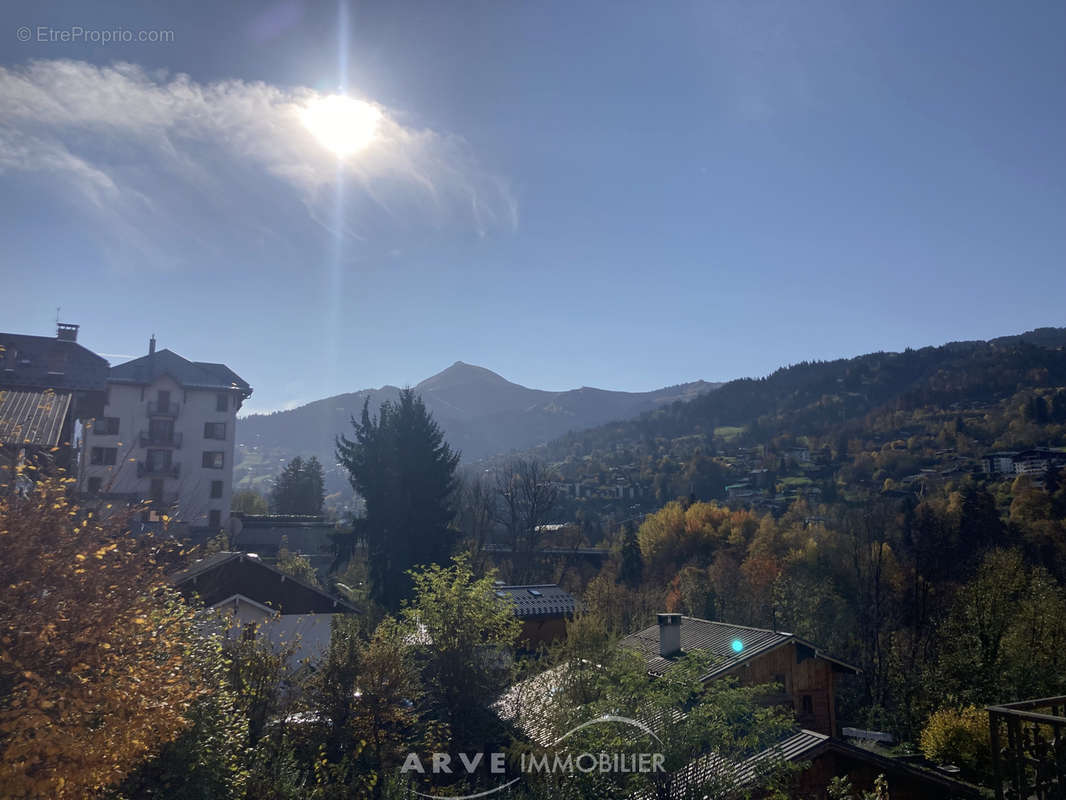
[
  {"xmin": 494, "ymin": 584, "xmax": 578, "ymax": 618},
  {"xmin": 621, "ymin": 616, "xmax": 859, "ymax": 680},
  {"xmin": 643, "ymin": 728, "xmax": 830, "ymax": 799},
  {"xmin": 0, "ymin": 389, "xmax": 72, "ymax": 446}
]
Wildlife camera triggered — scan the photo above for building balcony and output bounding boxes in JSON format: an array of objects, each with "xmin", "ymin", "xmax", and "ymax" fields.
[
  {"xmin": 144, "ymin": 492, "xmax": 180, "ymax": 507},
  {"xmin": 988, "ymin": 696, "xmax": 1066, "ymax": 800},
  {"xmin": 137, "ymin": 461, "xmax": 180, "ymax": 478},
  {"xmin": 139, "ymin": 430, "xmax": 183, "ymax": 448},
  {"xmin": 147, "ymin": 400, "xmax": 180, "ymax": 417}
]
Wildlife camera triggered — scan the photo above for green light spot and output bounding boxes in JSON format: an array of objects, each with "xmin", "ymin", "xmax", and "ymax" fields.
[{"xmin": 731, "ymin": 639, "xmax": 744, "ymax": 653}]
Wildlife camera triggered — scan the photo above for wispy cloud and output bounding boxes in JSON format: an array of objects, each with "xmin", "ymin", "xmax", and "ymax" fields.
[{"xmin": 0, "ymin": 59, "xmax": 517, "ymax": 268}]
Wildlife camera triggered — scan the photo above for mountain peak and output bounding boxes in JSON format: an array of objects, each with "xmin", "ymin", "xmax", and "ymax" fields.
[{"xmin": 418, "ymin": 361, "xmax": 517, "ymax": 391}]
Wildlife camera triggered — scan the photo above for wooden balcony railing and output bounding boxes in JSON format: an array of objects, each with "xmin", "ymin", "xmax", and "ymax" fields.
[{"xmin": 987, "ymin": 696, "xmax": 1066, "ymax": 800}]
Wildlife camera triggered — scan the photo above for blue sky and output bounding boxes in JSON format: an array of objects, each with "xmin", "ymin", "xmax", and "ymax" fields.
[{"xmin": 2, "ymin": 0, "xmax": 1064, "ymax": 414}]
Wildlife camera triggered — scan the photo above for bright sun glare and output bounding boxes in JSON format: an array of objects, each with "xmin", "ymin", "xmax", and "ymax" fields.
[{"xmin": 301, "ymin": 95, "xmax": 382, "ymax": 158}]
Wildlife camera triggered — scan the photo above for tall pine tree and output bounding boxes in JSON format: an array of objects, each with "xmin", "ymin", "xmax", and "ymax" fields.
[{"xmin": 336, "ymin": 389, "xmax": 459, "ymax": 610}]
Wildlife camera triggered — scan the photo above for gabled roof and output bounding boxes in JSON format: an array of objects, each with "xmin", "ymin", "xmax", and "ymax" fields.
[
  {"xmin": 170, "ymin": 551, "xmax": 356, "ymax": 615},
  {"xmin": 0, "ymin": 332, "xmax": 109, "ymax": 392},
  {"xmin": 494, "ymin": 584, "xmax": 578, "ymax": 618},
  {"xmin": 109, "ymin": 349, "xmax": 251, "ymax": 396},
  {"xmin": 621, "ymin": 616, "xmax": 859, "ymax": 681},
  {"xmin": 0, "ymin": 389, "xmax": 72, "ymax": 446}
]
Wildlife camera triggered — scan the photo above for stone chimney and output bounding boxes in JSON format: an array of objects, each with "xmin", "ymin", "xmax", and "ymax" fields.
[
  {"xmin": 149, "ymin": 335, "xmax": 156, "ymax": 355},
  {"xmin": 657, "ymin": 613, "xmax": 682, "ymax": 657},
  {"xmin": 56, "ymin": 323, "xmax": 79, "ymax": 342}
]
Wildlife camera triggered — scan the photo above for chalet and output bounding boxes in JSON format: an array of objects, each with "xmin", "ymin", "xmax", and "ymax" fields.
[
  {"xmin": 503, "ymin": 614, "xmax": 977, "ymax": 798},
  {"xmin": 620, "ymin": 615, "xmax": 978, "ymax": 799},
  {"xmin": 494, "ymin": 583, "xmax": 578, "ymax": 648},
  {"xmin": 0, "ymin": 324, "xmax": 108, "ymax": 494},
  {"xmin": 622, "ymin": 615, "xmax": 857, "ymax": 737},
  {"xmin": 171, "ymin": 551, "xmax": 357, "ymax": 665}
]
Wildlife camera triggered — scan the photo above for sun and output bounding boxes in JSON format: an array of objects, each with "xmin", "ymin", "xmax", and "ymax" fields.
[{"xmin": 301, "ymin": 95, "xmax": 382, "ymax": 158}]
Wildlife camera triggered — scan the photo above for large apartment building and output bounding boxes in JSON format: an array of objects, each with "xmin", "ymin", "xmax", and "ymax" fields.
[{"xmin": 79, "ymin": 339, "xmax": 251, "ymax": 534}]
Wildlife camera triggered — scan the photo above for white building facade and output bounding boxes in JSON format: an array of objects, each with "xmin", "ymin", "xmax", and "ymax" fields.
[{"xmin": 79, "ymin": 340, "xmax": 252, "ymax": 534}]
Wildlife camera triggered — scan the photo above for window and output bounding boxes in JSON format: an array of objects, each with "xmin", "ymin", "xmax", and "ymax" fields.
[
  {"xmin": 87, "ymin": 477, "xmax": 102, "ymax": 493},
  {"xmin": 209, "ymin": 509, "xmax": 222, "ymax": 529},
  {"xmin": 202, "ymin": 451, "xmax": 224, "ymax": 469},
  {"xmin": 204, "ymin": 421, "xmax": 226, "ymax": 440},
  {"xmin": 94, "ymin": 417, "xmax": 119, "ymax": 435},
  {"xmin": 147, "ymin": 449, "xmax": 172, "ymax": 471},
  {"xmin": 210, "ymin": 480, "xmax": 223, "ymax": 499},
  {"xmin": 149, "ymin": 418, "xmax": 173, "ymax": 441},
  {"xmin": 90, "ymin": 447, "xmax": 117, "ymax": 466},
  {"xmin": 150, "ymin": 479, "xmax": 164, "ymax": 503},
  {"xmin": 157, "ymin": 390, "xmax": 170, "ymax": 406},
  {"xmin": 801, "ymin": 695, "xmax": 813, "ymax": 715},
  {"xmin": 216, "ymin": 393, "xmax": 229, "ymax": 412}
]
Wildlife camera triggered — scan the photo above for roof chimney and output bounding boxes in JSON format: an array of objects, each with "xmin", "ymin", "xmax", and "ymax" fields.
[
  {"xmin": 657, "ymin": 613, "xmax": 682, "ymax": 657},
  {"xmin": 149, "ymin": 335, "xmax": 156, "ymax": 355},
  {"xmin": 56, "ymin": 323, "xmax": 79, "ymax": 342}
]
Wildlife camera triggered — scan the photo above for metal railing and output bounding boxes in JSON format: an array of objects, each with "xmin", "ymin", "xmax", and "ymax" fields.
[
  {"xmin": 988, "ymin": 696, "xmax": 1066, "ymax": 800},
  {"xmin": 136, "ymin": 461, "xmax": 180, "ymax": 478},
  {"xmin": 139, "ymin": 430, "xmax": 183, "ymax": 448},
  {"xmin": 147, "ymin": 400, "xmax": 180, "ymax": 416}
]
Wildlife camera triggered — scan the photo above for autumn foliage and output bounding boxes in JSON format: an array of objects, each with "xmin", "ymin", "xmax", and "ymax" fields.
[{"xmin": 0, "ymin": 480, "xmax": 203, "ymax": 799}]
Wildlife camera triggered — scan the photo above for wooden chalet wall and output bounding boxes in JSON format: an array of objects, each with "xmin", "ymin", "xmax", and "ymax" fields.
[{"xmin": 731, "ymin": 642, "xmax": 837, "ymax": 736}]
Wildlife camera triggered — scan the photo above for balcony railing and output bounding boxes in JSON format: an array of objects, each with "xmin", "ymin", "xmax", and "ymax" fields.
[
  {"xmin": 147, "ymin": 400, "xmax": 180, "ymax": 416},
  {"xmin": 136, "ymin": 461, "xmax": 180, "ymax": 478},
  {"xmin": 139, "ymin": 430, "xmax": 183, "ymax": 448},
  {"xmin": 144, "ymin": 492, "xmax": 180, "ymax": 507},
  {"xmin": 988, "ymin": 696, "xmax": 1066, "ymax": 800}
]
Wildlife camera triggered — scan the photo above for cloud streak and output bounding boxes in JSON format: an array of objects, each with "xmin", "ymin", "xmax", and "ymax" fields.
[{"xmin": 0, "ymin": 59, "xmax": 517, "ymax": 268}]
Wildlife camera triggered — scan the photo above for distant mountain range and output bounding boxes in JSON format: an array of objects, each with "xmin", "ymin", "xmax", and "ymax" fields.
[
  {"xmin": 533, "ymin": 327, "xmax": 1066, "ymax": 468},
  {"xmin": 234, "ymin": 362, "xmax": 719, "ymax": 492}
]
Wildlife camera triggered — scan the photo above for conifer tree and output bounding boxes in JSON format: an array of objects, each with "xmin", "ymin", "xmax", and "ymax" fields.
[{"xmin": 336, "ymin": 389, "xmax": 459, "ymax": 610}]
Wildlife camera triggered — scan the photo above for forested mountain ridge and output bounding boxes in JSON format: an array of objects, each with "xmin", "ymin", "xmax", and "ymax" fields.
[
  {"xmin": 537, "ymin": 328, "xmax": 1066, "ymax": 466},
  {"xmin": 234, "ymin": 362, "xmax": 718, "ymax": 496}
]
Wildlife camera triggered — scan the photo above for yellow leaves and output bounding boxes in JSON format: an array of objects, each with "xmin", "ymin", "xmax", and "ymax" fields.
[
  {"xmin": 93, "ymin": 543, "xmax": 117, "ymax": 560},
  {"xmin": 75, "ymin": 554, "xmax": 87, "ymax": 562}
]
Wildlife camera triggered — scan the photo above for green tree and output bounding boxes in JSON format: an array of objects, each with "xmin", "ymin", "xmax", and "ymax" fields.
[
  {"xmin": 276, "ymin": 538, "xmax": 322, "ymax": 587},
  {"xmin": 401, "ymin": 557, "xmax": 519, "ymax": 753},
  {"xmin": 337, "ymin": 390, "xmax": 460, "ymax": 610},
  {"xmin": 519, "ymin": 637, "xmax": 797, "ymax": 800},
  {"xmin": 931, "ymin": 549, "xmax": 1066, "ymax": 705},
  {"xmin": 233, "ymin": 489, "xmax": 269, "ymax": 515},
  {"xmin": 110, "ymin": 631, "xmax": 250, "ymax": 800},
  {"xmin": 271, "ymin": 456, "xmax": 326, "ymax": 516},
  {"xmin": 617, "ymin": 524, "xmax": 644, "ymax": 588}
]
